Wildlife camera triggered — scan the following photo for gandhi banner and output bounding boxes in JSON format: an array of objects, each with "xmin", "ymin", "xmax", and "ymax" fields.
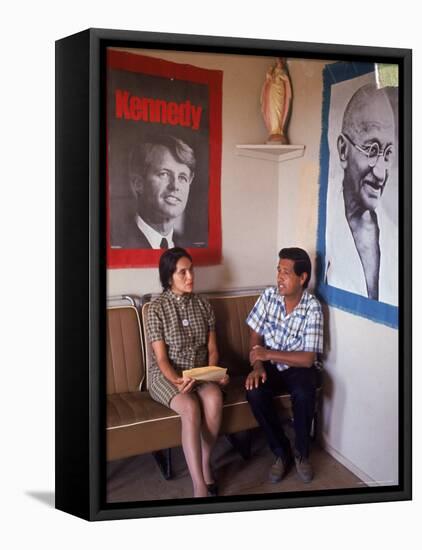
[{"xmin": 316, "ymin": 61, "xmax": 399, "ymax": 328}]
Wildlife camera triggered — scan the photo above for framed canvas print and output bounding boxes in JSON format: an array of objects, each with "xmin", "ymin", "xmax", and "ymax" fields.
[{"xmin": 55, "ymin": 28, "xmax": 412, "ymax": 521}]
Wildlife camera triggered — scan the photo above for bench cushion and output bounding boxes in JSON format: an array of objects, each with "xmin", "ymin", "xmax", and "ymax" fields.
[
  {"xmin": 208, "ymin": 295, "xmax": 259, "ymax": 376},
  {"xmin": 106, "ymin": 375, "xmax": 295, "ymax": 460}
]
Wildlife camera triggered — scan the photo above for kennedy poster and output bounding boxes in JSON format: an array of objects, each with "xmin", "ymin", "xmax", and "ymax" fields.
[
  {"xmin": 316, "ymin": 62, "xmax": 399, "ymax": 328},
  {"xmin": 107, "ymin": 49, "xmax": 222, "ymax": 268}
]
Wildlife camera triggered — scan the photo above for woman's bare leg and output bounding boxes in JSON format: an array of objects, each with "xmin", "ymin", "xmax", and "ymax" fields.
[
  {"xmin": 170, "ymin": 392, "xmax": 207, "ymax": 497},
  {"xmin": 196, "ymin": 383, "xmax": 223, "ymax": 484}
]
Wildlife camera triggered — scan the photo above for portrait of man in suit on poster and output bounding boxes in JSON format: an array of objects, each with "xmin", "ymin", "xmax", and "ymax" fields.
[{"xmin": 112, "ymin": 134, "xmax": 197, "ymax": 250}]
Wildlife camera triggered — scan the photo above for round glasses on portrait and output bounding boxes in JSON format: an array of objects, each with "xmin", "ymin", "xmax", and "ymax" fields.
[{"xmin": 342, "ymin": 133, "xmax": 394, "ymax": 168}]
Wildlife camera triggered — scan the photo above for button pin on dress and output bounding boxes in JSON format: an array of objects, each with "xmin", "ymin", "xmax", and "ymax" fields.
[{"xmin": 182, "ymin": 319, "xmax": 189, "ymax": 327}]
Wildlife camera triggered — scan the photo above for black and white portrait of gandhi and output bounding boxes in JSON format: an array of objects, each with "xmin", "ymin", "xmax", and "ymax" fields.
[
  {"xmin": 107, "ymin": 63, "xmax": 210, "ymax": 251},
  {"xmin": 324, "ymin": 73, "xmax": 398, "ymax": 306}
]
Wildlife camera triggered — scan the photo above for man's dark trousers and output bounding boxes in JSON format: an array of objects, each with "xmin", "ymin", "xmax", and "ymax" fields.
[{"xmin": 246, "ymin": 363, "xmax": 317, "ymax": 461}]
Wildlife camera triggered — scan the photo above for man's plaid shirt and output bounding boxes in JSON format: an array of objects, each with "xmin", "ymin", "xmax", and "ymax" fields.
[{"xmin": 246, "ymin": 287, "xmax": 323, "ymax": 371}]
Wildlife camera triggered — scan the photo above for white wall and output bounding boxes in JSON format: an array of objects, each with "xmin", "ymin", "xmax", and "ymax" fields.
[
  {"xmin": 278, "ymin": 59, "xmax": 399, "ymax": 484},
  {"xmin": 276, "ymin": 59, "xmax": 326, "ymax": 287},
  {"xmin": 322, "ymin": 309, "xmax": 398, "ymax": 484}
]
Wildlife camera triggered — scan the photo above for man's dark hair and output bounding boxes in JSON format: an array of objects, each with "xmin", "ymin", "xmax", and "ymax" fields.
[
  {"xmin": 129, "ymin": 134, "xmax": 196, "ymax": 187},
  {"xmin": 159, "ymin": 247, "xmax": 193, "ymax": 291},
  {"xmin": 279, "ymin": 247, "xmax": 312, "ymax": 289}
]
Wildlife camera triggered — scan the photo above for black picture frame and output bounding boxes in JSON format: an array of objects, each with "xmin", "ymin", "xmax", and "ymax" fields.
[{"xmin": 55, "ymin": 28, "xmax": 412, "ymax": 521}]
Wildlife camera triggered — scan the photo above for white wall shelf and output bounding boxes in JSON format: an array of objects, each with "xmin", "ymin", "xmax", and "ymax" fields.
[{"xmin": 235, "ymin": 144, "xmax": 305, "ymax": 162}]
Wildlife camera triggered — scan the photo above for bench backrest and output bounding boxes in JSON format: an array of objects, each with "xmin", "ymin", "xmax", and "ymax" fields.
[
  {"xmin": 106, "ymin": 306, "xmax": 145, "ymax": 395},
  {"xmin": 141, "ymin": 294, "xmax": 259, "ymax": 387},
  {"xmin": 208, "ymin": 294, "xmax": 259, "ymax": 376}
]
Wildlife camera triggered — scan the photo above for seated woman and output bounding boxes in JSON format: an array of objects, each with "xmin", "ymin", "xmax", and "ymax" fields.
[{"xmin": 147, "ymin": 247, "xmax": 229, "ymax": 497}]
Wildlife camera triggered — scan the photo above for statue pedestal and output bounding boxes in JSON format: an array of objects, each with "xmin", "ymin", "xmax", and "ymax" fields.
[{"xmin": 266, "ymin": 134, "xmax": 289, "ymax": 145}]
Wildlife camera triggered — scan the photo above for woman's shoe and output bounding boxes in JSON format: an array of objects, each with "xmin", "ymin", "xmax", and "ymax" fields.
[{"xmin": 206, "ymin": 482, "xmax": 218, "ymax": 497}]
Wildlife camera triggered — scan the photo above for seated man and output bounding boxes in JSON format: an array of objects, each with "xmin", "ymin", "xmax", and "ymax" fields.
[{"xmin": 245, "ymin": 247, "xmax": 323, "ymax": 484}]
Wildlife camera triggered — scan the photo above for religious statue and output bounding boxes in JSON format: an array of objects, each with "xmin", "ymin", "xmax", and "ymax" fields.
[{"xmin": 260, "ymin": 58, "xmax": 293, "ymax": 144}]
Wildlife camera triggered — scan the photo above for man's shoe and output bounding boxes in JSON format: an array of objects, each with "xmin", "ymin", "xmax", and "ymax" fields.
[
  {"xmin": 294, "ymin": 455, "xmax": 313, "ymax": 483},
  {"xmin": 268, "ymin": 456, "xmax": 290, "ymax": 483}
]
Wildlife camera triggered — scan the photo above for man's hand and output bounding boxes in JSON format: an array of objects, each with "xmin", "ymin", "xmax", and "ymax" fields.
[
  {"xmin": 245, "ymin": 365, "xmax": 267, "ymax": 390},
  {"xmin": 174, "ymin": 376, "xmax": 196, "ymax": 394},
  {"xmin": 249, "ymin": 345, "xmax": 268, "ymax": 365}
]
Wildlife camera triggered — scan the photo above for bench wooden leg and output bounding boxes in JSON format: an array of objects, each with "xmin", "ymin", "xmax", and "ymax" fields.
[
  {"xmin": 226, "ymin": 430, "xmax": 252, "ymax": 460},
  {"xmin": 152, "ymin": 449, "xmax": 173, "ymax": 480}
]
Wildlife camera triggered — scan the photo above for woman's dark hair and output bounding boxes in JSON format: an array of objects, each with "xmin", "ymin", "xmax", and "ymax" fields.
[
  {"xmin": 159, "ymin": 247, "xmax": 193, "ymax": 291},
  {"xmin": 279, "ymin": 247, "xmax": 312, "ymax": 289}
]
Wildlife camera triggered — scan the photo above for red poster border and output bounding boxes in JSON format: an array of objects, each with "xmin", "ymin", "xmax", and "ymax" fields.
[{"xmin": 106, "ymin": 50, "xmax": 222, "ymax": 268}]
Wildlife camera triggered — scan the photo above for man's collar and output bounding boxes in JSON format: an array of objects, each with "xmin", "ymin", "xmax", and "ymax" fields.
[
  {"xmin": 276, "ymin": 288, "xmax": 309, "ymax": 316},
  {"xmin": 136, "ymin": 215, "xmax": 174, "ymax": 249},
  {"xmin": 295, "ymin": 290, "xmax": 310, "ymax": 313}
]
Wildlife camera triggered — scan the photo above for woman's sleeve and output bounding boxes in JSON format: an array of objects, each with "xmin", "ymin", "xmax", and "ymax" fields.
[
  {"xmin": 147, "ymin": 303, "xmax": 164, "ymax": 342},
  {"xmin": 202, "ymin": 297, "xmax": 216, "ymax": 332}
]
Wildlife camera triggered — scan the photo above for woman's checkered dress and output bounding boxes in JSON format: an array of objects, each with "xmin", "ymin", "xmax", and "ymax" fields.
[{"xmin": 146, "ymin": 290, "xmax": 216, "ymax": 407}]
